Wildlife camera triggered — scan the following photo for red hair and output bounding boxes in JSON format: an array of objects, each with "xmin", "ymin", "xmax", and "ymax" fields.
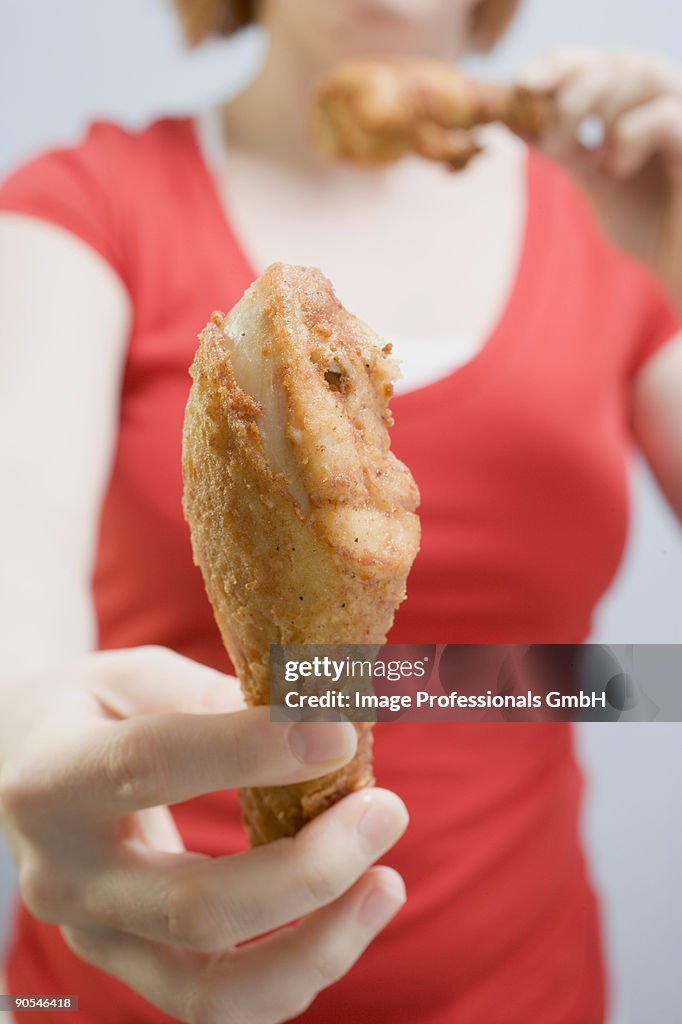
[
  {"xmin": 472, "ymin": 0, "xmax": 522, "ymax": 51},
  {"xmin": 174, "ymin": 0, "xmax": 254, "ymax": 45}
]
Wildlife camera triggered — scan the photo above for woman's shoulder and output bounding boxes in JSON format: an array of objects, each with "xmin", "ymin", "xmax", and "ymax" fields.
[
  {"xmin": 0, "ymin": 116, "xmax": 198, "ymax": 204},
  {"xmin": 0, "ymin": 116, "xmax": 202, "ymax": 284},
  {"xmin": 21, "ymin": 116, "xmax": 193, "ymax": 172},
  {"xmin": 81, "ymin": 115, "xmax": 196, "ymax": 155}
]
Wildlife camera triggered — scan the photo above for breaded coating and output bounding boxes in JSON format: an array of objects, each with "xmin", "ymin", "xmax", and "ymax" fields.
[
  {"xmin": 312, "ymin": 57, "xmax": 554, "ymax": 170},
  {"xmin": 182, "ymin": 264, "xmax": 420, "ymax": 844}
]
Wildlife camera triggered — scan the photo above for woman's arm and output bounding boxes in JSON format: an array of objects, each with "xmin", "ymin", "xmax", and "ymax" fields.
[
  {"xmin": 0, "ymin": 212, "xmax": 131, "ymax": 675},
  {"xmin": 515, "ymin": 51, "xmax": 682, "ymax": 519},
  {"xmin": 520, "ymin": 48, "xmax": 682, "ymax": 307},
  {"xmin": 631, "ymin": 331, "xmax": 682, "ymax": 519},
  {"xmin": 0, "ymin": 214, "xmax": 407, "ymax": 1022}
]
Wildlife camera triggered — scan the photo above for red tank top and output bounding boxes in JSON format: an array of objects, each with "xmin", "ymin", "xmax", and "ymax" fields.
[{"xmin": 1, "ymin": 119, "xmax": 679, "ymax": 1024}]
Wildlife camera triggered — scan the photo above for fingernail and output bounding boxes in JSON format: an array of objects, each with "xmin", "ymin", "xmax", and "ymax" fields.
[
  {"xmin": 356, "ymin": 796, "xmax": 408, "ymax": 854},
  {"xmin": 357, "ymin": 878, "xmax": 406, "ymax": 931},
  {"xmin": 288, "ymin": 722, "xmax": 355, "ymax": 764}
]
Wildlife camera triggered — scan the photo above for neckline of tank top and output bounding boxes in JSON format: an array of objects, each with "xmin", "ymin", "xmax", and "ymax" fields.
[{"xmin": 191, "ymin": 107, "xmax": 539, "ymax": 402}]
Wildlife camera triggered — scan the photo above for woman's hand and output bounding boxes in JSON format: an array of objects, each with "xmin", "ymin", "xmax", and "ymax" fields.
[
  {"xmin": 520, "ymin": 48, "xmax": 682, "ymax": 305},
  {"xmin": 0, "ymin": 646, "xmax": 408, "ymax": 1024}
]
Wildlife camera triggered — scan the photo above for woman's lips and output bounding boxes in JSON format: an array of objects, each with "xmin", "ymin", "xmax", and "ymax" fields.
[{"xmin": 332, "ymin": 0, "xmax": 421, "ymax": 36}]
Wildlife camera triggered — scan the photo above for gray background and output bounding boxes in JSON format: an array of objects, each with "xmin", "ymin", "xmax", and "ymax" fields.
[{"xmin": 1, "ymin": 2, "xmax": 681, "ymax": 1021}]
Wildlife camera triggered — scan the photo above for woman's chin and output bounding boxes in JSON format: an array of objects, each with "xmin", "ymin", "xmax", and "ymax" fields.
[{"xmin": 322, "ymin": 29, "xmax": 456, "ymax": 65}]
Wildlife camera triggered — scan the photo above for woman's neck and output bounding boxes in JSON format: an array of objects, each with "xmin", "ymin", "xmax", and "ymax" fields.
[{"xmin": 223, "ymin": 31, "xmax": 326, "ymax": 169}]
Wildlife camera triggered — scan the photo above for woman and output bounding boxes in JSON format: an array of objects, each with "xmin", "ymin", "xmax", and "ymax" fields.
[{"xmin": 1, "ymin": 0, "xmax": 681, "ymax": 1021}]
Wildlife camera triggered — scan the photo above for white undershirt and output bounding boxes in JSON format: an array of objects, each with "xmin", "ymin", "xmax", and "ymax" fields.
[{"xmin": 384, "ymin": 334, "xmax": 482, "ymax": 394}]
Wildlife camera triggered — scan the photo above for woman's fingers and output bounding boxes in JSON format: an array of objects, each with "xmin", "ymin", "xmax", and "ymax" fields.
[
  {"xmin": 5, "ymin": 646, "xmax": 358, "ymax": 827},
  {"xmin": 519, "ymin": 49, "xmax": 682, "ymax": 164},
  {"xmin": 545, "ymin": 63, "xmax": 614, "ymax": 153},
  {"xmin": 3, "ymin": 708, "xmax": 358, "ymax": 837},
  {"xmin": 73, "ymin": 708, "xmax": 359, "ymax": 817},
  {"xmin": 4, "ymin": 646, "xmax": 406, "ymax": 1023},
  {"xmin": 520, "ymin": 48, "xmax": 617, "ymax": 155},
  {"xmin": 62, "ymin": 866, "xmax": 406, "ymax": 1024},
  {"xmin": 83, "ymin": 789, "xmax": 408, "ymax": 950},
  {"xmin": 60, "ymin": 924, "xmax": 192, "ymax": 1023},
  {"xmin": 610, "ymin": 95, "xmax": 682, "ymax": 178},
  {"xmin": 521, "ymin": 47, "xmax": 682, "ymax": 96},
  {"xmin": 519, "ymin": 46, "xmax": 600, "ymax": 92},
  {"xmin": 213, "ymin": 867, "xmax": 406, "ymax": 1024}
]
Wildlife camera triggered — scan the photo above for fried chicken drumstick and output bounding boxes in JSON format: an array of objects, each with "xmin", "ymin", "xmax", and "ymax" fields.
[
  {"xmin": 182, "ymin": 264, "xmax": 420, "ymax": 845},
  {"xmin": 312, "ymin": 57, "xmax": 554, "ymax": 170}
]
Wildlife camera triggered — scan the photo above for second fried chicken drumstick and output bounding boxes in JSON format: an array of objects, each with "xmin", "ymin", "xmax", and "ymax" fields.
[
  {"xmin": 182, "ymin": 264, "xmax": 420, "ymax": 845},
  {"xmin": 312, "ymin": 57, "xmax": 554, "ymax": 170}
]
